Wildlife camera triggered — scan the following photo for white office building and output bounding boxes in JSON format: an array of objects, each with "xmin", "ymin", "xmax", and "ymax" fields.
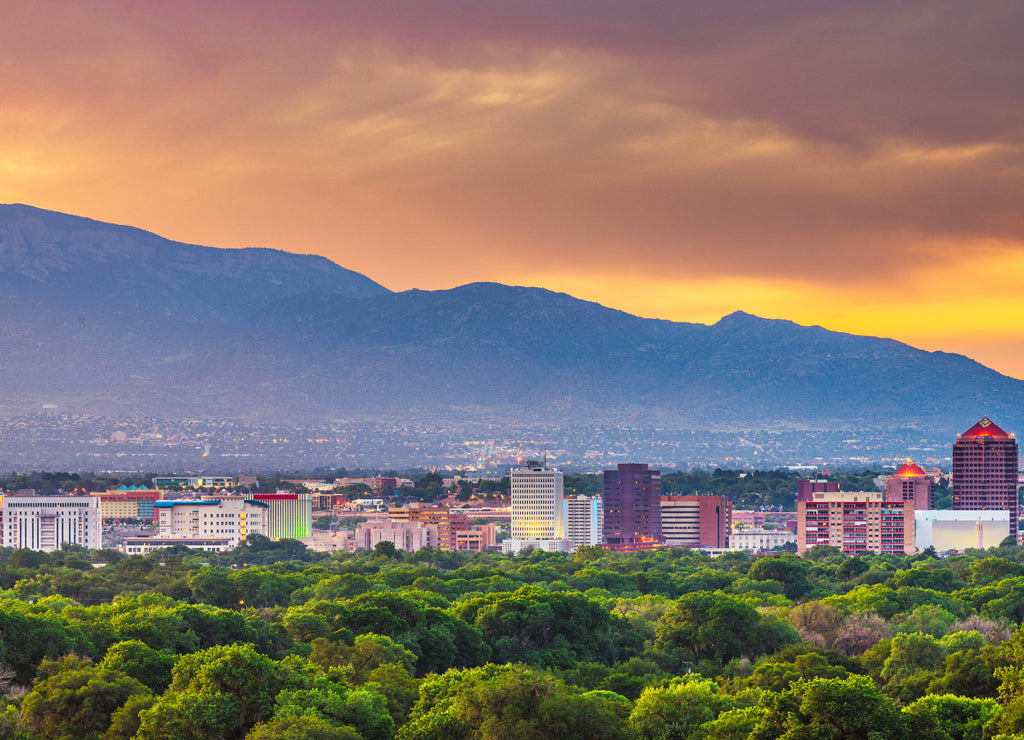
[
  {"xmin": 154, "ymin": 498, "xmax": 269, "ymax": 547},
  {"xmin": 506, "ymin": 461, "xmax": 569, "ymax": 554},
  {"xmin": 563, "ymin": 495, "xmax": 603, "ymax": 550},
  {"xmin": 2, "ymin": 494, "xmax": 101, "ymax": 551}
]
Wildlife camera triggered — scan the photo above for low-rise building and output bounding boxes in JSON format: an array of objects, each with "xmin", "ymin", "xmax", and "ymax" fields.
[
  {"xmin": 1, "ymin": 494, "xmax": 101, "ymax": 551},
  {"xmin": 915, "ymin": 510, "xmax": 1010, "ymax": 551}
]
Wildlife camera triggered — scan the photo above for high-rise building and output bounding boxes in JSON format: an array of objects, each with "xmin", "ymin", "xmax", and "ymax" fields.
[
  {"xmin": 884, "ymin": 461, "xmax": 934, "ymax": 511},
  {"xmin": 952, "ymin": 417, "xmax": 1019, "ymax": 542},
  {"xmin": 602, "ymin": 463, "xmax": 663, "ymax": 549},
  {"xmin": 510, "ymin": 461, "xmax": 565, "ymax": 541},
  {"xmin": 660, "ymin": 495, "xmax": 732, "ymax": 548},
  {"xmin": 798, "ymin": 490, "xmax": 914, "ymax": 556},
  {"xmin": 563, "ymin": 495, "xmax": 603, "ymax": 550}
]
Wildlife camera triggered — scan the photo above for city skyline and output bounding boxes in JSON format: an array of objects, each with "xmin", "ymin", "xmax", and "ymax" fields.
[{"xmin": 4, "ymin": 3, "xmax": 1024, "ymax": 376}]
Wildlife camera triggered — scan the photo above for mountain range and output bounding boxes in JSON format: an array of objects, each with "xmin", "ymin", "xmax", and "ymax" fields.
[{"xmin": 1, "ymin": 203, "xmax": 1021, "ymax": 436}]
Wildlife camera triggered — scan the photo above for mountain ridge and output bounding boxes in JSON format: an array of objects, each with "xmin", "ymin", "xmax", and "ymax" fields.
[{"xmin": 0, "ymin": 204, "xmax": 1020, "ymax": 436}]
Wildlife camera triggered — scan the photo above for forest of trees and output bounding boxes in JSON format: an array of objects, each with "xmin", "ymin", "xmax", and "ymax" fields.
[{"xmin": 1, "ymin": 538, "xmax": 1024, "ymax": 738}]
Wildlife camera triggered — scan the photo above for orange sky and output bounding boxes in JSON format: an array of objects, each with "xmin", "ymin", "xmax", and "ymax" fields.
[{"xmin": 4, "ymin": 2, "xmax": 1024, "ymax": 377}]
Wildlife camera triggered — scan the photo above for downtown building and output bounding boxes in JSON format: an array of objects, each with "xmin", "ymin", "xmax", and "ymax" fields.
[
  {"xmin": 602, "ymin": 463, "xmax": 664, "ymax": 551},
  {"xmin": 884, "ymin": 461, "xmax": 935, "ymax": 511},
  {"xmin": 660, "ymin": 495, "xmax": 732, "ymax": 549},
  {"xmin": 505, "ymin": 461, "xmax": 569, "ymax": 554},
  {"xmin": 798, "ymin": 490, "xmax": 914, "ymax": 556},
  {"xmin": 952, "ymin": 417, "xmax": 1019, "ymax": 542},
  {"xmin": 563, "ymin": 495, "xmax": 604, "ymax": 550},
  {"xmin": 1, "ymin": 494, "xmax": 101, "ymax": 552}
]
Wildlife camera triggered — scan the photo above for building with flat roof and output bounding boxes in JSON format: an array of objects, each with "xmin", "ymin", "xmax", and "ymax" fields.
[
  {"xmin": 355, "ymin": 520, "xmax": 436, "ymax": 552},
  {"xmin": 252, "ymin": 492, "xmax": 313, "ymax": 540},
  {"xmin": 510, "ymin": 461, "xmax": 564, "ymax": 542},
  {"xmin": 387, "ymin": 503, "xmax": 471, "ymax": 550},
  {"xmin": 602, "ymin": 463, "xmax": 663, "ymax": 550},
  {"xmin": 155, "ymin": 498, "xmax": 269, "ymax": 547},
  {"xmin": 915, "ymin": 510, "xmax": 1010, "ymax": 552},
  {"xmin": 952, "ymin": 417, "xmax": 1019, "ymax": 542},
  {"xmin": 563, "ymin": 495, "xmax": 603, "ymax": 550},
  {"xmin": 798, "ymin": 490, "xmax": 914, "ymax": 556},
  {"xmin": 153, "ymin": 476, "xmax": 235, "ymax": 490},
  {"xmin": 1, "ymin": 494, "xmax": 101, "ymax": 551},
  {"xmin": 660, "ymin": 495, "xmax": 732, "ymax": 549}
]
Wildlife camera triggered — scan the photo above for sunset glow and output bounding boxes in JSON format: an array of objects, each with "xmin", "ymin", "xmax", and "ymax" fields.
[{"xmin": 4, "ymin": 2, "xmax": 1024, "ymax": 376}]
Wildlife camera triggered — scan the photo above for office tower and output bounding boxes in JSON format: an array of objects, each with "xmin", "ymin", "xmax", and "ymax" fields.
[
  {"xmin": 602, "ymin": 463, "xmax": 663, "ymax": 549},
  {"xmin": 510, "ymin": 461, "xmax": 565, "ymax": 541},
  {"xmin": 563, "ymin": 495, "xmax": 604, "ymax": 550},
  {"xmin": 798, "ymin": 490, "xmax": 914, "ymax": 556},
  {"xmin": 884, "ymin": 460, "xmax": 934, "ymax": 510},
  {"xmin": 952, "ymin": 417, "xmax": 1019, "ymax": 542},
  {"xmin": 660, "ymin": 495, "xmax": 732, "ymax": 548}
]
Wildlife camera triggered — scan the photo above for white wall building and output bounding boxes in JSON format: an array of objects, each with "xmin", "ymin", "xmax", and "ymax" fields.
[
  {"xmin": 155, "ymin": 498, "xmax": 269, "ymax": 547},
  {"xmin": 729, "ymin": 527, "xmax": 797, "ymax": 551},
  {"xmin": 355, "ymin": 520, "xmax": 437, "ymax": 552},
  {"xmin": 510, "ymin": 461, "xmax": 564, "ymax": 541},
  {"xmin": 915, "ymin": 509, "xmax": 1010, "ymax": 551},
  {"xmin": 501, "ymin": 538, "xmax": 572, "ymax": 555},
  {"xmin": 563, "ymin": 495, "xmax": 603, "ymax": 550},
  {"xmin": 1, "ymin": 494, "xmax": 101, "ymax": 551}
]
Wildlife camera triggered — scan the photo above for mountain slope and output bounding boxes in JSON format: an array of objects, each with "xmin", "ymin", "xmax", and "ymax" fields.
[{"xmin": 0, "ymin": 206, "xmax": 1020, "ymax": 434}]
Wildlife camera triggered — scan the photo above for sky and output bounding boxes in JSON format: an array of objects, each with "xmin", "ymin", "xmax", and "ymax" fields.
[{"xmin": 3, "ymin": 2, "xmax": 1024, "ymax": 377}]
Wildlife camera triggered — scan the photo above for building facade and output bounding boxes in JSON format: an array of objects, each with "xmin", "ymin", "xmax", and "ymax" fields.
[
  {"xmin": 798, "ymin": 490, "xmax": 914, "ymax": 556},
  {"xmin": 388, "ymin": 503, "xmax": 471, "ymax": 550},
  {"xmin": 797, "ymin": 477, "xmax": 840, "ymax": 502},
  {"xmin": 884, "ymin": 461, "xmax": 934, "ymax": 511},
  {"xmin": 563, "ymin": 495, "xmax": 603, "ymax": 550},
  {"xmin": 155, "ymin": 498, "xmax": 269, "ymax": 547},
  {"xmin": 252, "ymin": 492, "xmax": 313, "ymax": 540},
  {"xmin": 952, "ymin": 417, "xmax": 1019, "ymax": 542},
  {"xmin": 510, "ymin": 461, "xmax": 565, "ymax": 541},
  {"xmin": 355, "ymin": 520, "xmax": 436, "ymax": 552},
  {"xmin": 1, "ymin": 494, "xmax": 101, "ymax": 551},
  {"xmin": 602, "ymin": 463, "xmax": 663, "ymax": 549},
  {"xmin": 91, "ymin": 489, "xmax": 161, "ymax": 523},
  {"xmin": 660, "ymin": 495, "xmax": 732, "ymax": 549}
]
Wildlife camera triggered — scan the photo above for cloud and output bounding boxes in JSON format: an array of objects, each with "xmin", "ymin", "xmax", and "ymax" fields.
[{"xmin": 2, "ymin": 1, "xmax": 1024, "ymax": 373}]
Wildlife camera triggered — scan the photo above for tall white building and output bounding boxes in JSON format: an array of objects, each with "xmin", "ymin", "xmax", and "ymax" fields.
[
  {"xmin": 2, "ymin": 494, "xmax": 101, "ymax": 551},
  {"xmin": 507, "ymin": 461, "xmax": 568, "ymax": 554},
  {"xmin": 563, "ymin": 495, "xmax": 603, "ymax": 550},
  {"xmin": 510, "ymin": 461, "xmax": 564, "ymax": 540}
]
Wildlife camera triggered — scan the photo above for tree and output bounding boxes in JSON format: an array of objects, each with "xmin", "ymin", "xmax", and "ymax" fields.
[
  {"xmin": 750, "ymin": 675, "xmax": 910, "ymax": 740},
  {"xmin": 629, "ymin": 676, "xmax": 733, "ymax": 739},
  {"xmin": 20, "ymin": 655, "xmax": 151, "ymax": 740},
  {"xmin": 136, "ymin": 644, "xmax": 282, "ymax": 740},
  {"xmin": 653, "ymin": 591, "xmax": 796, "ymax": 670},
  {"xmin": 98, "ymin": 640, "xmax": 176, "ymax": 693},
  {"xmin": 398, "ymin": 664, "xmax": 630, "ymax": 740}
]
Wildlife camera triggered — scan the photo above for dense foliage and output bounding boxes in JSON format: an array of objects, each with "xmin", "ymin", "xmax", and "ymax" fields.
[{"xmin": 4, "ymin": 540, "xmax": 1024, "ymax": 738}]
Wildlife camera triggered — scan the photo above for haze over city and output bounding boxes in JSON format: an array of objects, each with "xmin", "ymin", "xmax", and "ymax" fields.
[{"xmin": 4, "ymin": 2, "xmax": 1024, "ymax": 376}]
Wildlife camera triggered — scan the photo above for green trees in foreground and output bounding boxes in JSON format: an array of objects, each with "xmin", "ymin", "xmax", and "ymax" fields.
[{"xmin": 6, "ymin": 542, "xmax": 1024, "ymax": 737}]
